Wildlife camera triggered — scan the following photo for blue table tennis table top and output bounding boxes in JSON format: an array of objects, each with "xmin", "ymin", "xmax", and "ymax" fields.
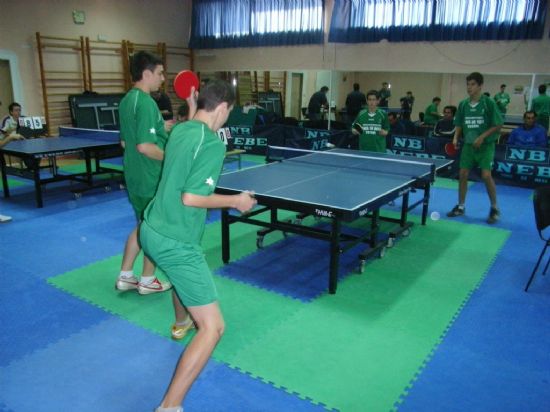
[
  {"xmin": 1, "ymin": 127, "xmax": 120, "ymax": 156},
  {"xmin": 217, "ymin": 148, "xmax": 451, "ymax": 214}
]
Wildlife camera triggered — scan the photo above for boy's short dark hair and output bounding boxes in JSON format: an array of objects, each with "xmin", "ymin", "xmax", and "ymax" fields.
[
  {"xmin": 320, "ymin": 86, "xmax": 329, "ymax": 93},
  {"xmin": 524, "ymin": 110, "xmax": 537, "ymax": 118},
  {"xmin": 366, "ymin": 90, "xmax": 379, "ymax": 99},
  {"xmin": 444, "ymin": 105, "xmax": 457, "ymax": 116},
  {"xmin": 500, "ymin": 84, "xmax": 506, "ymax": 88},
  {"xmin": 130, "ymin": 51, "xmax": 163, "ymax": 82},
  {"xmin": 433, "ymin": 97, "xmax": 441, "ymax": 102},
  {"xmin": 197, "ymin": 79, "xmax": 235, "ymax": 112},
  {"xmin": 353, "ymin": 83, "xmax": 360, "ymax": 91},
  {"xmin": 466, "ymin": 72, "xmax": 484, "ymax": 85},
  {"xmin": 8, "ymin": 102, "xmax": 21, "ymax": 113},
  {"xmin": 539, "ymin": 84, "xmax": 547, "ymax": 94},
  {"xmin": 388, "ymin": 112, "xmax": 399, "ymax": 120}
]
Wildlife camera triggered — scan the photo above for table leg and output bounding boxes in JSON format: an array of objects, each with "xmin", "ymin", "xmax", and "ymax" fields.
[
  {"xmin": 329, "ymin": 218, "xmax": 341, "ymax": 294},
  {"xmin": 221, "ymin": 209, "xmax": 230, "ymax": 263},
  {"xmin": 33, "ymin": 162, "xmax": 43, "ymax": 208},
  {"xmin": 421, "ymin": 183, "xmax": 430, "ymax": 225},
  {"xmin": 0, "ymin": 156, "xmax": 10, "ymax": 198}
]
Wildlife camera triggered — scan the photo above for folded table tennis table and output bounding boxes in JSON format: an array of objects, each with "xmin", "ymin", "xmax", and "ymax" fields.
[
  {"xmin": 216, "ymin": 147, "xmax": 453, "ymax": 294},
  {"xmin": 0, "ymin": 127, "xmax": 122, "ymax": 207}
]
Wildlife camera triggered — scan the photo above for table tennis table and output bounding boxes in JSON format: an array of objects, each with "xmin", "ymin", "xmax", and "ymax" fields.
[
  {"xmin": 0, "ymin": 127, "xmax": 122, "ymax": 207},
  {"xmin": 216, "ymin": 147, "xmax": 452, "ymax": 294}
]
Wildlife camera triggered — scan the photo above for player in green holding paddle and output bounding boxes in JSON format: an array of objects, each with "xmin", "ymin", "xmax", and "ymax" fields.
[
  {"xmin": 351, "ymin": 90, "xmax": 390, "ymax": 153},
  {"xmin": 447, "ymin": 72, "xmax": 503, "ymax": 224},
  {"xmin": 140, "ymin": 80, "xmax": 256, "ymax": 412},
  {"xmin": 494, "ymin": 84, "xmax": 511, "ymax": 115}
]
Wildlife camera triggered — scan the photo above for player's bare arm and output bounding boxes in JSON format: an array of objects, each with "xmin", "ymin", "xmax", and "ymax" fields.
[
  {"xmin": 137, "ymin": 142, "xmax": 164, "ymax": 160},
  {"xmin": 182, "ymin": 192, "xmax": 256, "ymax": 213}
]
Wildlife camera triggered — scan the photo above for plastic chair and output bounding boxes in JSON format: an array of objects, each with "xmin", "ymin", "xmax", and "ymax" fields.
[{"xmin": 525, "ymin": 186, "xmax": 550, "ymax": 291}]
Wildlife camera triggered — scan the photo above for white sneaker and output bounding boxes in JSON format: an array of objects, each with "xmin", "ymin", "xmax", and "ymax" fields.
[
  {"xmin": 0, "ymin": 214, "xmax": 12, "ymax": 223},
  {"xmin": 115, "ymin": 275, "xmax": 139, "ymax": 291},
  {"xmin": 138, "ymin": 278, "xmax": 172, "ymax": 295}
]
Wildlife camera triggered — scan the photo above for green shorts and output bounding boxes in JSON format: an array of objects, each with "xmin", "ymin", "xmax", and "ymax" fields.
[
  {"xmin": 139, "ymin": 221, "xmax": 218, "ymax": 307},
  {"xmin": 128, "ymin": 192, "xmax": 152, "ymax": 220},
  {"xmin": 459, "ymin": 142, "xmax": 495, "ymax": 171}
]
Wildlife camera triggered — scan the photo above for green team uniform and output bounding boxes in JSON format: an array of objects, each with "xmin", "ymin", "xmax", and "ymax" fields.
[
  {"xmin": 119, "ymin": 88, "xmax": 168, "ymax": 218},
  {"xmin": 423, "ymin": 103, "xmax": 440, "ymax": 125},
  {"xmin": 494, "ymin": 92, "xmax": 510, "ymax": 114},
  {"xmin": 454, "ymin": 95, "xmax": 503, "ymax": 171},
  {"xmin": 140, "ymin": 120, "xmax": 226, "ymax": 306},
  {"xmin": 532, "ymin": 94, "xmax": 550, "ymax": 131},
  {"xmin": 353, "ymin": 109, "xmax": 389, "ymax": 152}
]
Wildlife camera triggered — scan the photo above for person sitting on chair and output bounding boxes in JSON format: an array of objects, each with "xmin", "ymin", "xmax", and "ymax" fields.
[
  {"xmin": 433, "ymin": 105, "xmax": 457, "ymax": 137},
  {"xmin": 1, "ymin": 102, "xmax": 23, "ymax": 138},
  {"xmin": 507, "ymin": 111, "xmax": 547, "ymax": 147},
  {"xmin": 388, "ymin": 112, "xmax": 406, "ymax": 135}
]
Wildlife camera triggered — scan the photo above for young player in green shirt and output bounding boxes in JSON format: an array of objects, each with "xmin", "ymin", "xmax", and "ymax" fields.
[
  {"xmin": 494, "ymin": 84, "xmax": 510, "ymax": 115},
  {"xmin": 351, "ymin": 90, "xmax": 389, "ymax": 153},
  {"xmin": 140, "ymin": 80, "xmax": 256, "ymax": 412},
  {"xmin": 115, "ymin": 51, "xmax": 187, "ymax": 295},
  {"xmin": 423, "ymin": 97, "xmax": 442, "ymax": 125},
  {"xmin": 531, "ymin": 84, "xmax": 550, "ymax": 131},
  {"xmin": 447, "ymin": 72, "xmax": 503, "ymax": 224}
]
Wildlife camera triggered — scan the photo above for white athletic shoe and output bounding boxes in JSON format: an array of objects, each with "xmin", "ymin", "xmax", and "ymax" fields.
[
  {"xmin": 137, "ymin": 278, "xmax": 172, "ymax": 295},
  {"xmin": 115, "ymin": 275, "xmax": 139, "ymax": 291},
  {"xmin": 0, "ymin": 214, "xmax": 13, "ymax": 223}
]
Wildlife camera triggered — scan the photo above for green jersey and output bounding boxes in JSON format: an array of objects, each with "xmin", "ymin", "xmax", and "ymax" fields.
[
  {"xmin": 144, "ymin": 120, "xmax": 226, "ymax": 244},
  {"xmin": 532, "ymin": 94, "xmax": 550, "ymax": 117},
  {"xmin": 119, "ymin": 88, "xmax": 168, "ymax": 197},
  {"xmin": 494, "ymin": 92, "xmax": 510, "ymax": 114},
  {"xmin": 423, "ymin": 103, "xmax": 440, "ymax": 125},
  {"xmin": 353, "ymin": 109, "xmax": 389, "ymax": 152},
  {"xmin": 454, "ymin": 95, "xmax": 503, "ymax": 145}
]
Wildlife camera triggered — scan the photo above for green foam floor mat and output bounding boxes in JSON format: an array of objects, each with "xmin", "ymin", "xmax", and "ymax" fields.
[{"xmin": 49, "ymin": 214, "xmax": 508, "ymax": 411}]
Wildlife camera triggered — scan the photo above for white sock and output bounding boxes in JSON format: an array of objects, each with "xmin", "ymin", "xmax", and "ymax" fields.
[
  {"xmin": 119, "ymin": 270, "xmax": 134, "ymax": 278},
  {"xmin": 140, "ymin": 275, "xmax": 154, "ymax": 285},
  {"xmin": 175, "ymin": 316, "xmax": 193, "ymax": 327},
  {"xmin": 458, "ymin": 204, "xmax": 465, "ymax": 209},
  {"xmin": 155, "ymin": 407, "xmax": 183, "ymax": 412}
]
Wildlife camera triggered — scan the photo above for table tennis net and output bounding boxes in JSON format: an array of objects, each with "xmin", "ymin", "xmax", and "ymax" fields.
[
  {"xmin": 59, "ymin": 126, "xmax": 120, "ymax": 142},
  {"xmin": 268, "ymin": 146, "xmax": 433, "ymax": 179}
]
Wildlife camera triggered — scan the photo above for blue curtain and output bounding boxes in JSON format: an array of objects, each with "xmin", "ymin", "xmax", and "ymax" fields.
[
  {"xmin": 189, "ymin": 0, "xmax": 325, "ymax": 49},
  {"xmin": 329, "ymin": 0, "xmax": 547, "ymax": 43}
]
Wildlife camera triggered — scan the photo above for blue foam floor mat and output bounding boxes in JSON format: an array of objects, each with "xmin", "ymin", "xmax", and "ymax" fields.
[
  {"xmin": 215, "ymin": 227, "xmax": 368, "ymax": 302},
  {"xmin": 0, "ymin": 259, "xmax": 111, "ymax": 367},
  {"xmin": 0, "ymin": 317, "xmax": 325, "ymax": 412},
  {"xmin": 398, "ymin": 183, "xmax": 550, "ymax": 411}
]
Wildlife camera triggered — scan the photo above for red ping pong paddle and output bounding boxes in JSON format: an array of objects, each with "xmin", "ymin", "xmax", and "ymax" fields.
[
  {"xmin": 444, "ymin": 142, "xmax": 458, "ymax": 156},
  {"xmin": 173, "ymin": 70, "xmax": 199, "ymax": 99}
]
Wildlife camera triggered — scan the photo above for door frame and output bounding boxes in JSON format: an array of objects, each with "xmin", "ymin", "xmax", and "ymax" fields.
[{"xmin": 0, "ymin": 49, "xmax": 24, "ymax": 109}]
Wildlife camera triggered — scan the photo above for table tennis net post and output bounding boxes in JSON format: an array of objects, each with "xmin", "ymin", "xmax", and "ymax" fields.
[{"xmin": 267, "ymin": 146, "xmax": 434, "ymax": 179}]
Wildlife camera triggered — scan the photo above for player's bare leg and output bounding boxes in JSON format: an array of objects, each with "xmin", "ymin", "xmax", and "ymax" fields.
[{"xmin": 159, "ymin": 302, "xmax": 224, "ymax": 408}]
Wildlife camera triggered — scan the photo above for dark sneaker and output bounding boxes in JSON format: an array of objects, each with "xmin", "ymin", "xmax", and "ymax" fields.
[
  {"xmin": 446, "ymin": 205, "xmax": 465, "ymax": 217},
  {"xmin": 487, "ymin": 207, "xmax": 500, "ymax": 224}
]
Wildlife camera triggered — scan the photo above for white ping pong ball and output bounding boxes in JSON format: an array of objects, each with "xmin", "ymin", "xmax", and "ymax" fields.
[{"xmin": 430, "ymin": 211, "xmax": 440, "ymax": 221}]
